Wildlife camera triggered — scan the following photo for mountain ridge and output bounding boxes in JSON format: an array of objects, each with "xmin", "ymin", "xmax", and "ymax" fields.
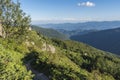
[
  {"xmin": 70, "ymin": 27, "xmax": 120, "ymax": 55},
  {"xmin": 39, "ymin": 21, "xmax": 120, "ymax": 31}
]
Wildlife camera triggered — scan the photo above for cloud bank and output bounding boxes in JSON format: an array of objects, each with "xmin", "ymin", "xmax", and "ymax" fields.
[{"xmin": 78, "ymin": 1, "xmax": 95, "ymax": 7}]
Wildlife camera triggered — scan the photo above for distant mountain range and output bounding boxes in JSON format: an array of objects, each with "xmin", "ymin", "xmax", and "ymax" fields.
[
  {"xmin": 57, "ymin": 29, "xmax": 98, "ymax": 37},
  {"xmin": 70, "ymin": 28, "xmax": 120, "ymax": 55},
  {"xmin": 39, "ymin": 21, "xmax": 120, "ymax": 31},
  {"xmin": 35, "ymin": 21, "xmax": 120, "ymax": 55}
]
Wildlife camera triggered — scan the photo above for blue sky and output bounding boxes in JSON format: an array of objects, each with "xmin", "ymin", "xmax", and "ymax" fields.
[{"xmin": 19, "ymin": 0, "xmax": 120, "ymax": 24}]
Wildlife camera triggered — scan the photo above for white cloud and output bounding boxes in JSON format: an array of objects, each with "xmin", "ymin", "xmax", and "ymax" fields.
[{"xmin": 78, "ymin": 1, "xmax": 95, "ymax": 7}]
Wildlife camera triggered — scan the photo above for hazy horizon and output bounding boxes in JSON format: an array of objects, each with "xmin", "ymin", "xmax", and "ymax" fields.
[
  {"xmin": 19, "ymin": 0, "xmax": 120, "ymax": 24},
  {"xmin": 32, "ymin": 20, "xmax": 120, "ymax": 25}
]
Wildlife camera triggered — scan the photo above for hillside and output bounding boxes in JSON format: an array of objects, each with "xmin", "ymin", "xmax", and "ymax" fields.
[
  {"xmin": 39, "ymin": 21, "xmax": 120, "ymax": 31},
  {"xmin": 1, "ymin": 0, "xmax": 120, "ymax": 80},
  {"xmin": 1, "ymin": 29, "xmax": 120, "ymax": 80},
  {"xmin": 57, "ymin": 29, "xmax": 98, "ymax": 37},
  {"xmin": 39, "ymin": 21, "xmax": 120, "ymax": 38},
  {"xmin": 31, "ymin": 25, "xmax": 69, "ymax": 40},
  {"xmin": 70, "ymin": 28, "xmax": 120, "ymax": 55}
]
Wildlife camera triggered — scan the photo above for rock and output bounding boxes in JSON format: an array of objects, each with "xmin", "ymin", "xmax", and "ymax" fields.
[
  {"xmin": 42, "ymin": 43, "xmax": 55, "ymax": 53},
  {"xmin": 48, "ymin": 45, "xmax": 55, "ymax": 53},
  {"xmin": 0, "ymin": 21, "xmax": 5, "ymax": 38},
  {"xmin": 25, "ymin": 40, "xmax": 35, "ymax": 46},
  {"xmin": 84, "ymin": 53, "xmax": 88, "ymax": 56},
  {"xmin": 28, "ymin": 27, "xmax": 32, "ymax": 31},
  {"xmin": 0, "ymin": 23, "xmax": 2, "ymax": 37},
  {"xmin": 42, "ymin": 43, "xmax": 47, "ymax": 51},
  {"xmin": 25, "ymin": 41, "xmax": 30, "ymax": 46},
  {"xmin": 31, "ymin": 41, "xmax": 35, "ymax": 45}
]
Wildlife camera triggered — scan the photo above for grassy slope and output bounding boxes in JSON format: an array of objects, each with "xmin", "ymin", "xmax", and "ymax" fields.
[{"xmin": 0, "ymin": 30, "xmax": 120, "ymax": 80}]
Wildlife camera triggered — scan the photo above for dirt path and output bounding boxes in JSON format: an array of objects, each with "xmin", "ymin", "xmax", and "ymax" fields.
[{"xmin": 25, "ymin": 59, "xmax": 49, "ymax": 80}]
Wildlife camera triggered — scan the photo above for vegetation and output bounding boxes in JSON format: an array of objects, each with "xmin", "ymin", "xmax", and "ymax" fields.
[
  {"xmin": 31, "ymin": 25, "xmax": 69, "ymax": 40},
  {"xmin": 70, "ymin": 27, "xmax": 120, "ymax": 55},
  {"xmin": 0, "ymin": 44, "xmax": 33, "ymax": 80},
  {"xmin": 1, "ymin": 28, "xmax": 120, "ymax": 80},
  {"xmin": 1, "ymin": 29, "xmax": 120, "ymax": 80},
  {"xmin": 0, "ymin": 0, "xmax": 120, "ymax": 80},
  {"xmin": 0, "ymin": 0, "xmax": 31, "ymax": 37}
]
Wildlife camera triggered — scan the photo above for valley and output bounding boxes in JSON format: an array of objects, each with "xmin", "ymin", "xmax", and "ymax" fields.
[{"xmin": 38, "ymin": 21, "xmax": 120, "ymax": 55}]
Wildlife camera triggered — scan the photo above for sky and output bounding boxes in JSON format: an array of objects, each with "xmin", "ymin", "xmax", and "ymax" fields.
[{"xmin": 18, "ymin": 0, "xmax": 120, "ymax": 24}]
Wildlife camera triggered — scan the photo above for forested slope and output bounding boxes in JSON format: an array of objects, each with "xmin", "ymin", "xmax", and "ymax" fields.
[
  {"xmin": 31, "ymin": 25, "xmax": 69, "ymax": 40},
  {"xmin": 1, "ymin": 30, "xmax": 120, "ymax": 80},
  {"xmin": 70, "ymin": 28, "xmax": 120, "ymax": 55}
]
